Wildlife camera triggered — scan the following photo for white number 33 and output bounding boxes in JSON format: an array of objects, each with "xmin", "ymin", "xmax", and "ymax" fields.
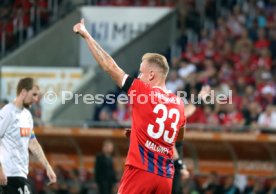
[{"xmin": 147, "ymin": 104, "xmax": 180, "ymax": 144}]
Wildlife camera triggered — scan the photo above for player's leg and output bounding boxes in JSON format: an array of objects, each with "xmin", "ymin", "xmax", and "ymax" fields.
[
  {"xmin": 155, "ymin": 175, "xmax": 173, "ymax": 194},
  {"xmin": 118, "ymin": 165, "xmax": 136, "ymax": 194},
  {"xmin": 118, "ymin": 165, "xmax": 172, "ymax": 194},
  {"xmin": 6, "ymin": 177, "xmax": 33, "ymax": 194}
]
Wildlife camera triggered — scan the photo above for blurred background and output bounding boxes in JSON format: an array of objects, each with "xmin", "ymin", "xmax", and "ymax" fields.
[{"xmin": 1, "ymin": 0, "xmax": 276, "ymax": 193}]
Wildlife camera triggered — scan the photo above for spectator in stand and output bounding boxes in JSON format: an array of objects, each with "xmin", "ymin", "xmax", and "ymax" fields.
[
  {"xmin": 112, "ymin": 100, "xmax": 132, "ymax": 126},
  {"xmin": 242, "ymin": 102, "xmax": 262, "ymax": 128},
  {"xmin": 203, "ymin": 105, "xmax": 219, "ymax": 128},
  {"xmin": 67, "ymin": 170, "xmax": 81, "ymax": 194},
  {"xmin": 1, "ymin": 4, "xmax": 16, "ymax": 50},
  {"xmin": 29, "ymin": 95, "xmax": 43, "ymax": 127},
  {"xmin": 95, "ymin": 140, "xmax": 117, "ymax": 194},
  {"xmin": 166, "ymin": 69, "xmax": 184, "ymax": 94},
  {"xmin": 255, "ymin": 28, "xmax": 270, "ymax": 50},
  {"xmin": 185, "ymin": 2, "xmax": 201, "ymax": 42},
  {"xmin": 36, "ymin": 0, "xmax": 49, "ymax": 28},
  {"xmin": 202, "ymin": 171, "xmax": 223, "ymax": 194},
  {"xmin": 98, "ymin": 107, "xmax": 113, "ymax": 122},
  {"xmin": 268, "ymin": 178, "xmax": 276, "ymax": 194},
  {"xmin": 259, "ymin": 84, "xmax": 276, "ymax": 110},
  {"xmin": 13, "ymin": 0, "xmax": 33, "ymax": 41},
  {"xmin": 234, "ymin": 28, "xmax": 253, "ymax": 54},
  {"xmin": 243, "ymin": 178, "xmax": 266, "ymax": 194},
  {"xmin": 257, "ymin": 105, "xmax": 276, "ymax": 130},
  {"xmin": 253, "ymin": 48, "xmax": 272, "ymax": 71},
  {"xmin": 197, "ymin": 59, "xmax": 216, "ymax": 83},
  {"xmin": 248, "ymin": 18, "xmax": 259, "ymax": 42},
  {"xmin": 255, "ymin": 3, "xmax": 267, "ymax": 29},
  {"xmin": 223, "ymin": 175, "xmax": 240, "ymax": 194},
  {"xmin": 269, "ymin": 30, "xmax": 276, "ymax": 60},
  {"xmin": 218, "ymin": 61, "xmax": 235, "ymax": 84},
  {"xmin": 242, "ymin": 85, "xmax": 258, "ymax": 104},
  {"xmin": 186, "ymin": 104, "xmax": 206, "ymax": 126},
  {"xmin": 220, "ymin": 103, "xmax": 245, "ymax": 130},
  {"xmin": 204, "ymin": 0, "xmax": 217, "ymax": 24},
  {"xmin": 177, "ymin": 58, "xmax": 196, "ymax": 82},
  {"xmin": 227, "ymin": 11, "xmax": 244, "ymax": 38}
]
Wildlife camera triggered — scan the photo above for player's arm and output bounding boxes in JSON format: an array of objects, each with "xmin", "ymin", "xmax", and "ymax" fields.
[
  {"xmin": 73, "ymin": 19, "xmax": 126, "ymax": 88},
  {"xmin": 0, "ymin": 108, "xmax": 11, "ymax": 186},
  {"xmin": 0, "ymin": 162, "xmax": 7, "ymax": 186},
  {"xmin": 184, "ymin": 85, "xmax": 211, "ymax": 118},
  {"xmin": 0, "ymin": 108, "xmax": 12, "ymax": 138},
  {"xmin": 177, "ymin": 126, "xmax": 185, "ymax": 142},
  {"xmin": 185, "ymin": 104, "xmax": 196, "ymax": 117},
  {"xmin": 28, "ymin": 137, "xmax": 57, "ymax": 184},
  {"xmin": 173, "ymin": 145, "xmax": 189, "ymax": 179}
]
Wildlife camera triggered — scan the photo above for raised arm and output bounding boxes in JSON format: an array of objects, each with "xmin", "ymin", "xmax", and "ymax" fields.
[
  {"xmin": 29, "ymin": 138, "xmax": 56, "ymax": 184},
  {"xmin": 184, "ymin": 85, "xmax": 211, "ymax": 118},
  {"xmin": 178, "ymin": 85, "xmax": 211, "ymax": 140},
  {"xmin": 73, "ymin": 19, "xmax": 126, "ymax": 87},
  {"xmin": 184, "ymin": 105, "xmax": 196, "ymax": 117}
]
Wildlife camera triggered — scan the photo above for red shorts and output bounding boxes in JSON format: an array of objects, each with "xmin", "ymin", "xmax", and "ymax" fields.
[{"xmin": 118, "ymin": 165, "xmax": 173, "ymax": 194}]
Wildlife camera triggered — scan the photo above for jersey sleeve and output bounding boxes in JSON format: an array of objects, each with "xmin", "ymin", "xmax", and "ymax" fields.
[
  {"xmin": 30, "ymin": 130, "xmax": 36, "ymax": 140},
  {"xmin": 122, "ymin": 76, "xmax": 150, "ymax": 95},
  {"xmin": 0, "ymin": 105, "xmax": 12, "ymax": 138},
  {"xmin": 122, "ymin": 76, "xmax": 151, "ymax": 106},
  {"xmin": 121, "ymin": 75, "xmax": 134, "ymax": 93}
]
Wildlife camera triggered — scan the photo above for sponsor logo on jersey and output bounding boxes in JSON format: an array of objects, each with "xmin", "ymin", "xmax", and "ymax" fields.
[{"xmin": 20, "ymin": 128, "xmax": 31, "ymax": 137}]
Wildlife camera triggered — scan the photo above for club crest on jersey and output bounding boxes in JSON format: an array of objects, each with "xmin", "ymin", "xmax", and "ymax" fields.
[{"xmin": 20, "ymin": 128, "xmax": 31, "ymax": 137}]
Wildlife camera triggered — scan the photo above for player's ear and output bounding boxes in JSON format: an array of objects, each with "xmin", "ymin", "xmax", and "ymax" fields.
[
  {"xmin": 149, "ymin": 71, "xmax": 155, "ymax": 81},
  {"xmin": 20, "ymin": 89, "xmax": 27, "ymax": 98}
]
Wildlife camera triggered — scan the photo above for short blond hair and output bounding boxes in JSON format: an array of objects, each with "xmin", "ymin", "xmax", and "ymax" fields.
[{"xmin": 142, "ymin": 53, "xmax": 169, "ymax": 77}]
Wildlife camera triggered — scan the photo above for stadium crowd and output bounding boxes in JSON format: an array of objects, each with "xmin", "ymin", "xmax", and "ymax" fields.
[
  {"xmin": 0, "ymin": 0, "xmax": 51, "ymax": 51},
  {"xmin": 167, "ymin": 0, "xmax": 276, "ymax": 132}
]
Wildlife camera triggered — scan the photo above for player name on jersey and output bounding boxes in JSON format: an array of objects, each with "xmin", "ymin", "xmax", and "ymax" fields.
[
  {"xmin": 153, "ymin": 91, "xmax": 180, "ymax": 104},
  {"xmin": 145, "ymin": 140, "xmax": 169, "ymax": 155}
]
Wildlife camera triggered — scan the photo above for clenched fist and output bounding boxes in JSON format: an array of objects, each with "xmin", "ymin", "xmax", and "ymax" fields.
[{"xmin": 73, "ymin": 18, "xmax": 89, "ymax": 39}]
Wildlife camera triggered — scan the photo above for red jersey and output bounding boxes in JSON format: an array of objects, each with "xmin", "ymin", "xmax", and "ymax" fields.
[{"xmin": 124, "ymin": 78, "xmax": 186, "ymax": 178}]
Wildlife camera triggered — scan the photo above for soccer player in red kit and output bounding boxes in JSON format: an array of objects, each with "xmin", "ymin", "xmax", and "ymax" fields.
[{"xmin": 73, "ymin": 19, "xmax": 186, "ymax": 194}]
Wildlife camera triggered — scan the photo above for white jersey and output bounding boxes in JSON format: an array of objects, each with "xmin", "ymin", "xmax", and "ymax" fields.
[{"xmin": 0, "ymin": 103, "xmax": 34, "ymax": 178}]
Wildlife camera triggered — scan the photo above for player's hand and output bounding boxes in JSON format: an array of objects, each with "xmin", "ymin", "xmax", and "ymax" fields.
[
  {"xmin": 198, "ymin": 85, "xmax": 211, "ymax": 102},
  {"xmin": 46, "ymin": 166, "xmax": 57, "ymax": 185},
  {"xmin": 124, "ymin": 128, "xmax": 131, "ymax": 138},
  {"xmin": 73, "ymin": 18, "xmax": 89, "ymax": 39},
  {"xmin": 180, "ymin": 168, "xmax": 190, "ymax": 180},
  {"xmin": 0, "ymin": 168, "xmax": 7, "ymax": 186}
]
